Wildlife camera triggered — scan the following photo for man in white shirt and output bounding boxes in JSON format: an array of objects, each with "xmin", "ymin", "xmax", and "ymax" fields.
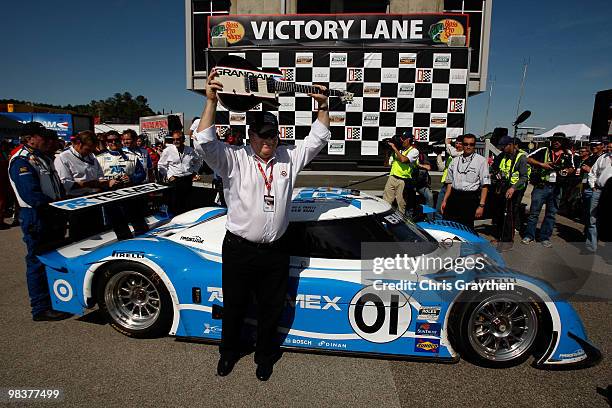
[
  {"xmin": 54, "ymin": 131, "xmax": 118, "ymax": 240},
  {"xmin": 586, "ymin": 139, "xmax": 612, "ymax": 251},
  {"xmin": 158, "ymin": 130, "xmax": 203, "ymax": 214},
  {"xmin": 194, "ymin": 70, "xmax": 330, "ymax": 381}
]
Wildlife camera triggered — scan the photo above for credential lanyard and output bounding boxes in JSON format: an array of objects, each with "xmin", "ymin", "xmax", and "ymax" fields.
[{"xmin": 256, "ymin": 161, "xmax": 274, "ymax": 195}]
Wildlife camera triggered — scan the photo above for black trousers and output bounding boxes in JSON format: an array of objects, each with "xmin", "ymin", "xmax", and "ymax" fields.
[
  {"xmin": 492, "ymin": 189, "xmax": 522, "ymax": 242},
  {"xmin": 444, "ymin": 189, "xmax": 480, "ymax": 229},
  {"xmin": 220, "ymin": 231, "xmax": 289, "ymax": 365},
  {"xmin": 168, "ymin": 176, "xmax": 193, "ymax": 215},
  {"xmin": 105, "ymin": 198, "xmax": 149, "ymax": 240}
]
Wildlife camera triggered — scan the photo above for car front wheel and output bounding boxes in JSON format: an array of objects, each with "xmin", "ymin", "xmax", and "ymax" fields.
[
  {"xmin": 453, "ymin": 288, "xmax": 544, "ymax": 368},
  {"xmin": 96, "ymin": 261, "xmax": 173, "ymax": 338}
]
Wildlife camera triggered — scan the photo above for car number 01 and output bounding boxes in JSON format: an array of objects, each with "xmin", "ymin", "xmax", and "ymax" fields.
[{"xmin": 349, "ymin": 287, "xmax": 411, "ymax": 343}]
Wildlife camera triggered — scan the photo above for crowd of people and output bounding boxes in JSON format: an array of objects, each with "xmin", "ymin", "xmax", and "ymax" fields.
[{"xmin": 383, "ymin": 129, "xmax": 612, "ymax": 252}]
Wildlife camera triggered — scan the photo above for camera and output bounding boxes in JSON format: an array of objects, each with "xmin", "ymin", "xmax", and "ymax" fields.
[{"xmin": 380, "ymin": 135, "xmax": 404, "ymax": 151}]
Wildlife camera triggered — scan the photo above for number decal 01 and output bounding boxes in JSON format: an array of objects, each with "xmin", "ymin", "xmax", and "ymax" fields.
[{"xmin": 349, "ymin": 287, "xmax": 411, "ymax": 343}]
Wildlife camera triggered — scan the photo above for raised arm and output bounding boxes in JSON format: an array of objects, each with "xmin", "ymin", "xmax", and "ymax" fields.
[{"xmin": 192, "ymin": 70, "xmax": 236, "ymax": 176}]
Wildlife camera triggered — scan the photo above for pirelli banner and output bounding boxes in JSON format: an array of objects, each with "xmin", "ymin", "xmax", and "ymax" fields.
[{"xmin": 207, "ymin": 46, "xmax": 469, "ymax": 161}]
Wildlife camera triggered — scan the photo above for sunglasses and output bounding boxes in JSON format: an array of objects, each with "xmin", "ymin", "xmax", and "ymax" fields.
[
  {"xmin": 463, "ymin": 142, "xmax": 476, "ymax": 147},
  {"xmin": 107, "ymin": 139, "xmax": 120, "ymax": 144}
]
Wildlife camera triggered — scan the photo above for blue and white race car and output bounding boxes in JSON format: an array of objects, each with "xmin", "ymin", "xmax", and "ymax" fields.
[{"xmin": 39, "ymin": 187, "xmax": 600, "ymax": 368}]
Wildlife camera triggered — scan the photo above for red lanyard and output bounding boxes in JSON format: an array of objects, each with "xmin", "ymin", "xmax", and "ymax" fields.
[{"xmin": 256, "ymin": 160, "xmax": 274, "ymax": 195}]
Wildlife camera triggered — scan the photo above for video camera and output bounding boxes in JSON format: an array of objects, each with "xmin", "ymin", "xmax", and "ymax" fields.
[{"xmin": 380, "ymin": 134, "xmax": 405, "ymax": 151}]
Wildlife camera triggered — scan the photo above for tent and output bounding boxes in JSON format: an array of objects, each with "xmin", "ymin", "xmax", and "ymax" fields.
[
  {"xmin": 94, "ymin": 123, "xmax": 139, "ymax": 134},
  {"xmin": 534, "ymin": 124, "xmax": 591, "ymax": 141}
]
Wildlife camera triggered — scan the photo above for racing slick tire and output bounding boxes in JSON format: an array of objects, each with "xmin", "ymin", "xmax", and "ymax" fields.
[
  {"xmin": 96, "ymin": 261, "xmax": 173, "ymax": 338},
  {"xmin": 452, "ymin": 287, "xmax": 548, "ymax": 368}
]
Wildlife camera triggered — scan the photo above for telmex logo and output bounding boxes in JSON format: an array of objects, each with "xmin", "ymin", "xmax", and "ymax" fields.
[{"xmin": 211, "ymin": 21, "xmax": 245, "ymax": 44}]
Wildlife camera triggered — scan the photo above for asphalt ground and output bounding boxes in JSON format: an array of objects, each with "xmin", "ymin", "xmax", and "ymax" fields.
[{"xmin": 0, "ymin": 213, "xmax": 610, "ymax": 407}]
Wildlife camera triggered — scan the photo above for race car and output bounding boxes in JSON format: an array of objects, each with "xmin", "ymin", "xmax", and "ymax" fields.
[{"xmin": 39, "ymin": 187, "xmax": 600, "ymax": 368}]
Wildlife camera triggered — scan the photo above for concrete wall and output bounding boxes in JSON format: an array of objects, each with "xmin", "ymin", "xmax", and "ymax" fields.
[{"xmin": 390, "ymin": 0, "xmax": 443, "ymax": 13}]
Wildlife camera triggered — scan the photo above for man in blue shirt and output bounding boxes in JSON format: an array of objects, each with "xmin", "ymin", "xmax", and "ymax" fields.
[{"xmin": 8, "ymin": 122, "xmax": 71, "ymax": 321}]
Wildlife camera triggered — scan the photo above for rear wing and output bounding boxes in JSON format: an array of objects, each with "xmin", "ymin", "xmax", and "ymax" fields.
[{"xmin": 50, "ymin": 183, "xmax": 168, "ymax": 211}]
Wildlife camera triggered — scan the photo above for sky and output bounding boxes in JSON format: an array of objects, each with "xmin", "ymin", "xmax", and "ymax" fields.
[{"xmin": 1, "ymin": 0, "xmax": 610, "ymax": 135}]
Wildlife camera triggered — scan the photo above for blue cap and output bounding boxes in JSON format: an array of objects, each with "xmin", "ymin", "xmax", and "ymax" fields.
[{"xmin": 497, "ymin": 135, "xmax": 515, "ymax": 147}]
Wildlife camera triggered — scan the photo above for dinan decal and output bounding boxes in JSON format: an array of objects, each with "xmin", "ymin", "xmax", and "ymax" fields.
[{"xmin": 180, "ymin": 235, "xmax": 205, "ymax": 244}]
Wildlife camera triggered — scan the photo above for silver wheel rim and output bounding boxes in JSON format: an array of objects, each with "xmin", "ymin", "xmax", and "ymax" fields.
[
  {"xmin": 468, "ymin": 294, "xmax": 538, "ymax": 362},
  {"xmin": 105, "ymin": 271, "xmax": 161, "ymax": 330}
]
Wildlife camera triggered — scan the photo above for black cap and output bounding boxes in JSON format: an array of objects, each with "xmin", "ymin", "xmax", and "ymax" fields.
[
  {"xmin": 248, "ymin": 112, "xmax": 278, "ymax": 137},
  {"xmin": 497, "ymin": 135, "xmax": 516, "ymax": 148},
  {"xmin": 399, "ymin": 130, "xmax": 413, "ymax": 140},
  {"xmin": 589, "ymin": 138, "xmax": 604, "ymax": 146},
  {"xmin": 550, "ymin": 132, "xmax": 569, "ymax": 141},
  {"xmin": 21, "ymin": 121, "xmax": 46, "ymax": 137}
]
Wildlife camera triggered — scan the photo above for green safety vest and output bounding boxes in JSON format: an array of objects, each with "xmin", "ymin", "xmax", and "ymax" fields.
[
  {"xmin": 440, "ymin": 155, "xmax": 453, "ymax": 183},
  {"xmin": 499, "ymin": 150, "xmax": 530, "ymax": 189},
  {"xmin": 389, "ymin": 146, "xmax": 417, "ymax": 179}
]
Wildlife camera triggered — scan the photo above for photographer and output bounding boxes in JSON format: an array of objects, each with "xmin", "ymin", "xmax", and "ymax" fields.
[
  {"xmin": 382, "ymin": 131, "xmax": 419, "ymax": 217},
  {"xmin": 490, "ymin": 136, "xmax": 530, "ymax": 247},
  {"xmin": 522, "ymin": 133, "xmax": 575, "ymax": 248}
]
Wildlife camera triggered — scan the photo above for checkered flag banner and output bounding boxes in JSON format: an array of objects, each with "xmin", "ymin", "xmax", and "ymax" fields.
[
  {"xmin": 416, "ymin": 69, "xmax": 432, "ymax": 83},
  {"xmin": 414, "ymin": 128, "xmax": 429, "ymax": 142},
  {"xmin": 449, "ymin": 99, "xmax": 464, "ymax": 113},
  {"xmin": 281, "ymin": 68, "xmax": 295, "ymax": 82},
  {"xmin": 280, "ymin": 126, "xmax": 294, "ymax": 140},
  {"xmin": 346, "ymin": 127, "xmax": 361, "ymax": 140}
]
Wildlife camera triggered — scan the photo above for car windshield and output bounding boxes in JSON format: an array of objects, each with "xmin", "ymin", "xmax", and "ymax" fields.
[{"xmin": 282, "ymin": 210, "xmax": 438, "ymax": 259}]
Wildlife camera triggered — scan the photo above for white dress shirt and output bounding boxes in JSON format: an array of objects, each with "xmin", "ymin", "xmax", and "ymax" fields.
[
  {"xmin": 54, "ymin": 146, "xmax": 104, "ymax": 196},
  {"xmin": 158, "ymin": 145, "xmax": 202, "ymax": 179},
  {"xmin": 445, "ymin": 152, "xmax": 491, "ymax": 191},
  {"xmin": 588, "ymin": 152, "xmax": 612, "ymax": 190},
  {"xmin": 194, "ymin": 120, "xmax": 331, "ymax": 243}
]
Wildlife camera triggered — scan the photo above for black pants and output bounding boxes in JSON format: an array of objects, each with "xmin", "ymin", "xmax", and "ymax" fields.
[
  {"xmin": 168, "ymin": 176, "xmax": 193, "ymax": 215},
  {"xmin": 444, "ymin": 189, "xmax": 480, "ymax": 229},
  {"xmin": 492, "ymin": 189, "xmax": 522, "ymax": 242},
  {"xmin": 105, "ymin": 198, "xmax": 149, "ymax": 240},
  {"xmin": 220, "ymin": 231, "xmax": 289, "ymax": 365}
]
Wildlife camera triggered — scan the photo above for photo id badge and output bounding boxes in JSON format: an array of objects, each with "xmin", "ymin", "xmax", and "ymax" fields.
[{"xmin": 263, "ymin": 195, "xmax": 275, "ymax": 212}]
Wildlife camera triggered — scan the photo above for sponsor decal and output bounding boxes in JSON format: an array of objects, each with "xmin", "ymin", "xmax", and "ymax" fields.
[
  {"xmin": 53, "ymin": 279, "xmax": 73, "ymax": 302},
  {"xmin": 317, "ymin": 340, "xmax": 347, "ymax": 349},
  {"xmin": 328, "ymin": 141, "xmax": 345, "ymax": 155},
  {"xmin": 415, "ymin": 338, "xmax": 440, "ymax": 353},
  {"xmin": 287, "ymin": 294, "xmax": 342, "ymax": 311},
  {"xmin": 363, "ymin": 113, "xmax": 379, "ymax": 126},
  {"xmin": 112, "ymin": 250, "xmax": 145, "ymax": 259},
  {"xmin": 211, "ymin": 20, "xmax": 245, "ymax": 44},
  {"xmin": 229, "ymin": 113, "xmax": 246, "ymax": 125},
  {"xmin": 363, "ymin": 84, "xmax": 381, "ymax": 96},
  {"xmin": 399, "ymin": 53, "xmax": 417, "ymax": 66},
  {"xmin": 279, "ymin": 126, "xmax": 294, "ymax": 140},
  {"xmin": 295, "ymin": 53, "xmax": 313, "ymax": 65},
  {"xmin": 51, "ymin": 183, "xmax": 167, "ymax": 210},
  {"xmin": 216, "ymin": 67, "xmax": 279, "ymax": 80},
  {"xmin": 329, "ymin": 112, "xmax": 346, "ymax": 126},
  {"xmin": 380, "ymin": 98, "xmax": 397, "ymax": 112},
  {"xmin": 428, "ymin": 19, "xmax": 465, "ymax": 44},
  {"xmin": 330, "ymin": 53, "xmax": 348, "ymax": 67},
  {"xmin": 382, "ymin": 68, "xmax": 399, "ymax": 82},
  {"xmin": 448, "ymin": 99, "xmax": 465, "ymax": 113},
  {"xmin": 207, "ymin": 287, "xmax": 223, "ymax": 302},
  {"xmin": 413, "ymin": 127, "xmax": 429, "ymax": 142},
  {"xmin": 559, "ymin": 349, "xmax": 585, "ymax": 359},
  {"xmin": 286, "ymin": 338, "xmax": 312, "ymax": 346},
  {"xmin": 180, "ymin": 235, "xmax": 204, "ymax": 244},
  {"xmin": 416, "ymin": 68, "xmax": 432, "ymax": 83},
  {"xmin": 347, "ymin": 68, "xmax": 363, "ymax": 82},
  {"xmin": 415, "ymin": 322, "xmax": 441, "ymax": 337},
  {"xmin": 215, "ymin": 125, "xmax": 230, "ymax": 138},
  {"xmin": 280, "ymin": 67, "xmax": 295, "ymax": 82},
  {"xmin": 430, "ymin": 114, "xmax": 447, "ymax": 127},
  {"xmin": 417, "ymin": 306, "xmax": 441, "ymax": 321},
  {"xmin": 280, "ymin": 170, "xmax": 288, "ymax": 177},
  {"xmin": 433, "ymin": 53, "xmax": 451, "ymax": 68},
  {"xmin": 345, "ymin": 127, "xmax": 362, "ymax": 140},
  {"xmin": 203, "ymin": 324, "xmax": 222, "ymax": 334},
  {"xmin": 398, "ymin": 84, "xmax": 415, "ymax": 97}
]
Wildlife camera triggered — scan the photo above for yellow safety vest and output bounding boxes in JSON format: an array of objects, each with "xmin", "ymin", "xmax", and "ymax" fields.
[
  {"xmin": 440, "ymin": 155, "xmax": 453, "ymax": 183},
  {"xmin": 499, "ymin": 150, "xmax": 530, "ymax": 189},
  {"xmin": 389, "ymin": 146, "xmax": 417, "ymax": 179}
]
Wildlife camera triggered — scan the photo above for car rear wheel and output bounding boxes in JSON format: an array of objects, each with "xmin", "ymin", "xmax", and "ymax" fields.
[
  {"xmin": 453, "ymin": 288, "xmax": 543, "ymax": 368},
  {"xmin": 96, "ymin": 262, "xmax": 173, "ymax": 338}
]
